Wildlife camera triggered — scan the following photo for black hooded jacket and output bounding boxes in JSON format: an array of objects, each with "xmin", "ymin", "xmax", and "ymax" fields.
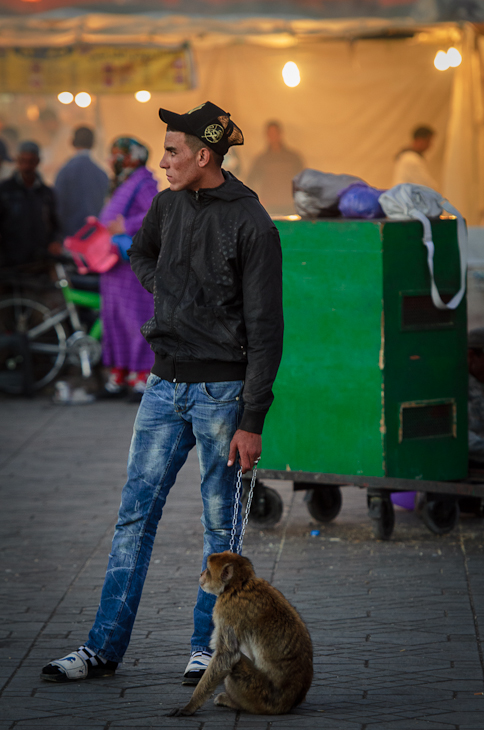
[{"xmin": 129, "ymin": 171, "xmax": 284, "ymax": 434}]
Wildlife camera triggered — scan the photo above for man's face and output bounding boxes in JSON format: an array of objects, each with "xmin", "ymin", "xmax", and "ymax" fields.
[
  {"xmin": 17, "ymin": 152, "xmax": 39, "ymax": 175},
  {"xmin": 159, "ymin": 131, "xmax": 201, "ymax": 191},
  {"xmin": 414, "ymin": 135, "xmax": 434, "ymax": 154},
  {"xmin": 267, "ymin": 124, "xmax": 282, "ymax": 148}
]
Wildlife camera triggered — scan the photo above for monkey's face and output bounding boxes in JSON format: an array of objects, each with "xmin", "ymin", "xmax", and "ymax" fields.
[
  {"xmin": 199, "ymin": 558, "xmax": 236, "ymax": 596},
  {"xmin": 199, "ymin": 566, "xmax": 222, "ymax": 596}
]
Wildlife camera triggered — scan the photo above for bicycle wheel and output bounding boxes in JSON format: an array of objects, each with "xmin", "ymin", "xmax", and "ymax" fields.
[{"xmin": 0, "ymin": 297, "xmax": 67, "ymax": 391}]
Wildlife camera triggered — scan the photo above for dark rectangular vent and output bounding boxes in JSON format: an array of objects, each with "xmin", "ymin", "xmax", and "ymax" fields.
[
  {"xmin": 400, "ymin": 401, "xmax": 455, "ymax": 441},
  {"xmin": 402, "ymin": 295, "xmax": 454, "ymax": 330}
]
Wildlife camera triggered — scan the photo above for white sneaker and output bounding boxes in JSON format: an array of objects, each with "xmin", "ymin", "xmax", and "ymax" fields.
[{"xmin": 182, "ymin": 650, "xmax": 212, "ymax": 685}]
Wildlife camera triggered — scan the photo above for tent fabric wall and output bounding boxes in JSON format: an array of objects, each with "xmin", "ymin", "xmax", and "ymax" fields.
[
  {"xmin": 443, "ymin": 25, "xmax": 484, "ymax": 225},
  {"xmin": 100, "ymin": 35, "xmax": 456, "ymax": 205}
]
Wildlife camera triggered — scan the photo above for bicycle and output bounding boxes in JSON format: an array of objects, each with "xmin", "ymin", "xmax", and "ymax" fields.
[{"xmin": 0, "ymin": 261, "xmax": 102, "ymax": 394}]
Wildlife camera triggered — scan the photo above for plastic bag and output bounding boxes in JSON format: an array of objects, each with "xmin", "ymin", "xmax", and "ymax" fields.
[
  {"xmin": 338, "ymin": 183, "xmax": 385, "ymax": 219},
  {"xmin": 293, "ymin": 169, "xmax": 365, "ymax": 218},
  {"xmin": 379, "ymin": 184, "xmax": 467, "ymax": 311}
]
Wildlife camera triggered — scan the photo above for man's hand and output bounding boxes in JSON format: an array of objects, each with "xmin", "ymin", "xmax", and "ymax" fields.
[
  {"xmin": 227, "ymin": 429, "xmax": 261, "ymax": 474},
  {"xmin": 107, "ymin": 215, "xmax": 126, "ymax": 235}
]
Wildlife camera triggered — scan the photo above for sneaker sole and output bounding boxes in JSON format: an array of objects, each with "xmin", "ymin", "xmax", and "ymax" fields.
[{"xmin": 40, "ymin": 668, "xmax": 116, "ymax": 683}]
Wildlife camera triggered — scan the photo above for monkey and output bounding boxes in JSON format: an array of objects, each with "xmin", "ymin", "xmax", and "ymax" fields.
[{"xmin": 168, "ymin": 551, "xmax": 313, "ymax": 716}]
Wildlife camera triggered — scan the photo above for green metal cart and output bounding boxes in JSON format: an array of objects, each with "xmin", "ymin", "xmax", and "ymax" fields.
[{"xmin": 246, "ymin": 217, "xmax": 484, "ymax": 539}]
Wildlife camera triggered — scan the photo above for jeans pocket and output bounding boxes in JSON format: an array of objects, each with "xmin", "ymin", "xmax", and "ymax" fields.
[
  {"xmin": 202, "ymin": 380, "xmax": 244, "ymax": 403},
  {"xmin": 145, "ymin": 373, "xmax": 162, "ymax": 391}
]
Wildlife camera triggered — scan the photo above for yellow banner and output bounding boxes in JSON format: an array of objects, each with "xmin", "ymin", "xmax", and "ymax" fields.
[{"xmin": 0, "ymin": 45, "xmax": 194, "ymax": 93}]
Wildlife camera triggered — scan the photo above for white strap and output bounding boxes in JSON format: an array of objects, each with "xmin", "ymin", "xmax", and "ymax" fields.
[
  {"xmin": 411, "ymin": 205, "xmax": 467, "ymax": 311},
  {"xmin": 50, "ymin": 651, "xmax": 88, "ymax": 680}
]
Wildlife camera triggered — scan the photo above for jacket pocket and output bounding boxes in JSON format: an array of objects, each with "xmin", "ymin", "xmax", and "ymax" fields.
[{"xmin": 214, "ymin": 311, "xmax": 246, "ymax": 352}]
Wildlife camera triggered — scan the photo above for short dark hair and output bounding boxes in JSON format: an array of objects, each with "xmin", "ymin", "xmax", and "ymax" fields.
[
  {"xmin": 266, "ymin": 120, "xmax": 282, "ymax": 131},
  {"xmin": 73, "ymin": 126, "xmax": 94, "ymax": 149},
  {"xmin": 412, "ymin": 125, "xmax": 435, "ymax": 140},
  {"xmin": 166, "ymin": 126, "xmax": 223, "ymax": 167}
]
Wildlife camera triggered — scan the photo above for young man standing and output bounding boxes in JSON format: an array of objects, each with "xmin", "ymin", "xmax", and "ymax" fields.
[{"xmin": 41, "ymin": 102, "xmax": 284, "ymax": 685}]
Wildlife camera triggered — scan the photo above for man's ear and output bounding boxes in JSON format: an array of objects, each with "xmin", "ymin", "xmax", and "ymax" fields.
[{"xmin": 197, "ymin": 147, "xmax": 211, "ymax": 168}]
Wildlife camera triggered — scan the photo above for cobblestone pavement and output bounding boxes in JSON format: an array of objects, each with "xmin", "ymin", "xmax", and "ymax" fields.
[{"xmin": 1, "ymin": 398, "xmax": 484, "ymax": 730}]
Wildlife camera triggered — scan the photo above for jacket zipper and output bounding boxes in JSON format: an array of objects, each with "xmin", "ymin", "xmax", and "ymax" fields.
[{"xmin": 169, "ymin": 196, "xmax": 198, "ymax": 380}]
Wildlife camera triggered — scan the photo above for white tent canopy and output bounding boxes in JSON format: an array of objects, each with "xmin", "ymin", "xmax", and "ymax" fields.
[{"xmin": 0, "ymin": 11, "xmax": 482, "ymax": 223}]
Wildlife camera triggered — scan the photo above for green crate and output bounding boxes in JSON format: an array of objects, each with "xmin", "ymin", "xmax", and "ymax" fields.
[{"xmin": 261, "ymin": 218, "xmax": 468, "ymax": 482}]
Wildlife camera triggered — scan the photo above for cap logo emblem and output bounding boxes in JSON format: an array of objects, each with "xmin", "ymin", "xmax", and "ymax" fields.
[
  {"xmin": 188, "ymin": 103, "xmax": 205, "ymax": 114},
  {"xmin": 202, "ymin": 124, "xmax": 224, "ymax": 143}
]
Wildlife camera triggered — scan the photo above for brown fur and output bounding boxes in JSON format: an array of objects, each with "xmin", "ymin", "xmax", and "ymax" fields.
[{"xmin": 168, "ymin": 551, "xmax": 313, "ymax": 716}]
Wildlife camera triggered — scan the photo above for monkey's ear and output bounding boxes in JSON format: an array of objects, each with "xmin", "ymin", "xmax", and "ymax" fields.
[{"xmin": 221, "ymin": 563, "xmax": 234, "ymax": 583}]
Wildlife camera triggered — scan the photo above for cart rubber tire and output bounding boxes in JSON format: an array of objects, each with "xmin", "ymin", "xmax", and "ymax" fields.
[
  {"xmin": 248, "ymin": 484, "xmax": 283, "ymax": 528},
  {"xmin": 420, "ymin": 495, "xmax": 460, "ymax": 535},
  {"xmin": 303, "ymin": 486, "xmax": 342, "ymax": 523},
  {"xmin": 368, "ymin": 495, "xmax": 395, "ymax": 540}
]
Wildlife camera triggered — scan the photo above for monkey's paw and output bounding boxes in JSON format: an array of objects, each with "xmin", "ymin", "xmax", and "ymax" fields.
[
  {"xmin": 214, "ymin": 692, "xmax": 238, "ymax": 710},
  {"xmin": 167, "ymin": 707, "xmax": 194, "ymax": 717}
]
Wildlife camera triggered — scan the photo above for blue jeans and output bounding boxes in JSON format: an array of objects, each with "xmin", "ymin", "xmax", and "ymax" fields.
[{"xmin": 86, "ymin": 375, "xmax": 243, "ymax": 663}]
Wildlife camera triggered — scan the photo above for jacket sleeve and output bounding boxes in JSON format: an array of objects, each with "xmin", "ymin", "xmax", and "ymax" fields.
[
  {"xmin": 128, "ymin": 195, "xmax": 162, "ymax": 293},
  {"xmin": 238, "ymin": 225, "xmax": 284, "ymax": 434}
]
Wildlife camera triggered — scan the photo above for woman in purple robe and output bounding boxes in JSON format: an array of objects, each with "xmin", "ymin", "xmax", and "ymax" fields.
[{"xmin": 98, "ymin": 137, "xmax": 158, "ymax": 401}]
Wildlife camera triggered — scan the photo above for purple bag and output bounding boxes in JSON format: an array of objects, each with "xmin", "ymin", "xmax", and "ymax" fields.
[{"xmin": 338, "ymin": 183, "xmax": 386, "ymax": 219}]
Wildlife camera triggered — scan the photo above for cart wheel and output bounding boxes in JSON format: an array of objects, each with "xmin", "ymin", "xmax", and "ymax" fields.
[
  {"xmin": 420, "ymin": 494, "xmax": 460, "ymax": 535},
  {"xmin": 303, "ymin": 486, "xmax": 342, "ymax": 523},
  {"xmin": 247, "ymin": 482, "xmax": 283, "ymax": 528},
  {"xmin": 367, "ymin": 494, "xmax": 395, "ymax": 540}
]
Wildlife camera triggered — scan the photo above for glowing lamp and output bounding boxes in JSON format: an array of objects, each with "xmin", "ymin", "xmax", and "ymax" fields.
[
  {"xmin": 135, "ymin": 90, "xmax": 151, "ymax": 103},
  {"xmin": 434, "ymin": 51, "xmax": 450, "ymax": 71},
  {"xmin": 58, "ymin": 92, "xmax": 74, "ymax": 105},
  {"xmin": 447, "ymin": 47, "xmax": 462, "ymax": 68},
  {"xmin": 282, "ymin": 61, "xmax": 300, "ymax": 87},
  {"xmin": 75, "ymin": 92, "xmax": 92, "ymax": 108}
]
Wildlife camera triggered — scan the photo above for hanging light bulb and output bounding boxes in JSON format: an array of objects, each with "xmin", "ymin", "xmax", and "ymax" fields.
[
  {"xmin": 135, "ymin": 90, "xmax": 151, "ymax": 103},
  {"xmin": 447, "ymin": 47, "xmax": 462, "ymax": 68},
  {"xmin": 282, "ymin": 61, "xmax": 300, "ymax": 87},
  {"xmin": 58, "ymin": 92, "xmax": 74, "ymax": 105},
  {"xmin": 75, "ymin": 92, "xmax": 92, "ymax": 108},
  {"xmin": 434, "ymin": 51, "xmax": 450, "ymax": 71}
]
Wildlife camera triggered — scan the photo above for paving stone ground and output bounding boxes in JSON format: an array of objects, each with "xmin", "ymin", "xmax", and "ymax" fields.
[{"xmin": 1, "ymin": 397, "xmax": 484, "ymax": 730}]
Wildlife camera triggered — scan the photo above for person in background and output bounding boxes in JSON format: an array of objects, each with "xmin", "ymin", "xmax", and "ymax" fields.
[
  {"xmin": 392, "ymin": 125, "xmax": 439, "ymax": 191},
  {"xmin": 0, "ymin": 139, "xmax": 13, "ymax": 182},
  {"xmin": 0, "ymin": 141, "xmax": 61, "ymax": 269},
  {"xmin": 37, "ymin": 108, "xmax": 72, "ymax": 185},
  {"xmin": 97, "ymin": 137, "xmax": 158, "ymax": 402},
  {"xmin": 1, "ymin": 126, "xmax": 19, "ymax": 161},
  {"xmin": 247, "ymin": 120, "xmax": 304, "ymax": 216},
  {"xmin": 55, "ymin": 126, "xmax": 109, "ymax": 238}
]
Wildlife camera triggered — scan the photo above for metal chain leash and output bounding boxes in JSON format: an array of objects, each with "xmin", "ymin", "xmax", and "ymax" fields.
[{"xmin": 229, "ymin": 458, "xmax": 260, "ymax": 555}]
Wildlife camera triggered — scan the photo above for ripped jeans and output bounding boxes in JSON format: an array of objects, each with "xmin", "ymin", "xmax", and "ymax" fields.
[{"xmin": 86, "ymin": 375, "xmax": 243, "ymax": 663}]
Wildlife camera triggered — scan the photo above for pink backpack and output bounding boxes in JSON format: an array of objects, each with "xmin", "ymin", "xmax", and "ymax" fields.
[{"xmin": 64, "ymin": 217, "xmax": 119, "ymax": 274}]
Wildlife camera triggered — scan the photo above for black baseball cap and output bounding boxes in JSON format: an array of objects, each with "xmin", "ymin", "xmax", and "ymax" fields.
[{"xmin": 159, "ymin": 101, "xmax": 244, "ymax": 156}]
